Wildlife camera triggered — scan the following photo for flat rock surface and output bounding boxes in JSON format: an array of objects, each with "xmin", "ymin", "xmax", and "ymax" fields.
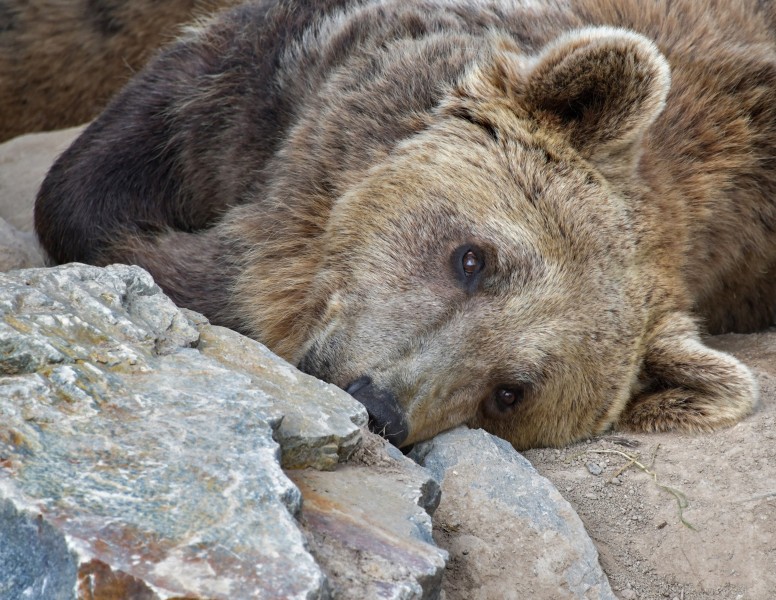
[
  {"xmin": 0, "ymin": 263, "xmax": 370, "ymax": 599},
  {"xmin": 289, "ymin": 433, "xmax": 447, "ymax": 600},
  {"xmin": 524, "ymin": 329, "xmax": 776, "ymax": 600},
  {"xmin": 412, "ymin": 427, "xmax": 615, "ymax": 600},
  {"xmin": 0, "ymin": 217, "xmax": 44, "ymax": 272},
  {"xmin": 0, "ymin": 126, "xmax": 83, "ymax": 232},
  {"xmin": 198, "ymin": 325, "xmax": 367, "ymax": 470}
]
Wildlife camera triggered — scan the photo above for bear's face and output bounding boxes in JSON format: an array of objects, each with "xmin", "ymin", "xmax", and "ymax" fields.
[
  {"xmin": 301, "ymin": 114, "xmax": 646, "ymax": 448},
  {"xmin": 295, "ymin": 27, "xmax": 757, "ymax": 449}
]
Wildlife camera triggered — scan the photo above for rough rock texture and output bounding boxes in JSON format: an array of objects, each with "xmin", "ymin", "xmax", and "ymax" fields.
[
  {"xmin": 0, "ymin": 263, "xmax": 454, "ymax": 599},
  {"xmin": 0, "ymin": 263, "xmax": 342, "ymax": 598},
  {"xmin": 412, "ymin": 427, "xmax": 616, "ymax": 600},
  {"xmin": 289, "ymin": 434, "xmax": 447, "ymax": 600},
  {"xmin": 197, "ymin": 325, "xmax": 365, "ymax": 470}
]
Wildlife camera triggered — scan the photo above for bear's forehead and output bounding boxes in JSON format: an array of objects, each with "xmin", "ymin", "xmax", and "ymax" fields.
[
  {"xmin": 387, "ymin": 122, "xmax": 614, "ymax": 212},
  {"xmin": 331, "ymin": 116, "xmax": 635, "ymax": 270}
]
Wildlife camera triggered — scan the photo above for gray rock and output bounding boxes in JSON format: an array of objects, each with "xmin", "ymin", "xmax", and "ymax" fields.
[
  {"xmin": 197, "ymin": 325, "xmax": 367, "ymax": 470},
  {"xmin": 411, "ymin": 427, "xmax": 616, "ymax": 600},
  {"xmin": 0, "ymin": 263, "xmax": 370, "ymax": 598},
  {"xmin": 0, "ymin": 217, "xmax": 45, "ymax": 272},
  {"xmin": 0, "ymin": 126, "xmax": 84, "ymax": 233},
  {"xmin": 1, "ymin": 263, "xmax": 367, "ymax": 468},
  {"xmin": 587, "ymin": 462, "xmax": 604, "ymax": 476},
  {"xmin": 0, "ymin": 498, "xmax": 78, "ymax": 600},
  {"xmin": 289, "ymin": 433, "xmax": 448, "ymax": 600}
]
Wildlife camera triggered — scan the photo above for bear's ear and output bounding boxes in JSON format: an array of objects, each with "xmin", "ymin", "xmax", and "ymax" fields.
[
  {"xmin": 617, "ymin": 313, "xmax": 758, "ymax": 434},
  {"xmin": 448, "ymin": 28, "xmax": 670, "ymax": 180},
  {"xmin": 521, "ymin": 28, "xmax": 670, "ymax": 158}
]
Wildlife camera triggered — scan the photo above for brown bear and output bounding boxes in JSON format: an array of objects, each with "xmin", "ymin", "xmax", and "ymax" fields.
[
  {"xmin": 34, "ymin": 0, "xmax": 776, "ymax": 449},
  {"xmin": 0, "ymin": 0, "xmax": 243, "ymax": 142}
]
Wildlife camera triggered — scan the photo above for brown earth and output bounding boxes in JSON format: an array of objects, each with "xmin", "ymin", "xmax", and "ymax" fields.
[{"xmin": 522, "ymin": 330, "xmax": 776, "ymax": 600}]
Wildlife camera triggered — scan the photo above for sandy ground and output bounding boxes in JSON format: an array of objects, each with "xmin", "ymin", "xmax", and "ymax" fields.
[{"xmin": 523, "ymin": 329, "xmax": 776, "ymax": 600}]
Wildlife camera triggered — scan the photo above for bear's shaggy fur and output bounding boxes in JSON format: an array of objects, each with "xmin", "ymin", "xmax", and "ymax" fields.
[
  {"xmin": 34, "ymin": 0, "xmax": 776, "ymax": 449},
  {"xmin": 0, "ymin": 0, "xmax": 243, "ymax": 142}
]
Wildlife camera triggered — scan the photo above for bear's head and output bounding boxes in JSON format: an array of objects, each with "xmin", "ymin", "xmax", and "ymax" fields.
[{"xmin": 294, "ymin": 28, "xmax": 757, "ymax": 448}]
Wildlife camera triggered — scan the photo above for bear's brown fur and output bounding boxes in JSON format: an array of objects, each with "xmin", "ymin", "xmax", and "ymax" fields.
[
  {"xmin": 0, "ymin": 0, "xmax": 242, "ymax": 142},
  {"xmin": 34, "ymin": 0, "xmax": 776, "ymax": 449}
]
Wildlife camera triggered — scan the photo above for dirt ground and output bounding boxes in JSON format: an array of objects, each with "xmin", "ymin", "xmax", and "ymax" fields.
[{"xmin": 523, "ymin": 329, "xmax": 776, "ymax": 600}]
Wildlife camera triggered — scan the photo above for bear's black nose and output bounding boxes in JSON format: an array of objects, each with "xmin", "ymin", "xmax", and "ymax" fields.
[{"xmin": 345, "ymin": 376, "xmax": 408, "ymax": 447}]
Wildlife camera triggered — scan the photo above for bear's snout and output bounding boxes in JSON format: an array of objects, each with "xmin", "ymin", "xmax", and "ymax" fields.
[{"xmin": 346, "ymin": 376, "xmax": 409, "ymax": 447}]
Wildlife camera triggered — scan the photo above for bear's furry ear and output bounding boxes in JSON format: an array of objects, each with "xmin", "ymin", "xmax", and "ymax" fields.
[
  {"xmin": 522, "ymin": 27, "xmax": 670, "ymax": 172},
  {"xmin": 448, "ymin": 28, "xmax": 670, "ymax": 180},
  {"xmin": 617, "ymin": 313, "xmax": 758, "ymax": 434}
]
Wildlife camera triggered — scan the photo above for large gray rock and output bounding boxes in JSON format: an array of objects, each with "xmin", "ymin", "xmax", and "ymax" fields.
[
  {"xmin": 411, "ymin": 427, "xmax": 616, "ymax": 600},
  {"xmin": 197, "ymin": 325, "xmax": 366, "ymax": 470},
  {"xmin": 0, "ymin": 263, "xmax": 367, "ymax": 468},
  {"xmin": 290, "ymin": 434, "xmax": 447, "ymax": 600},
  {"xmin": 0, "ymin": 263, "xmax": 371, "ymax": 599}
]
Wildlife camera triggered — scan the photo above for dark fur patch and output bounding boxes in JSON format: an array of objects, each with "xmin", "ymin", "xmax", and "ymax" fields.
[
  {"xmin": 449, "ymin": 106, "xmax": 499, "ymax": 142},
  {"xmin": 0, "ymin": 2, "xmax": 18, "ymax": 33},
  {"xmin": 86, "ymin": 0, "xmax": 124, "ymax": 36}
]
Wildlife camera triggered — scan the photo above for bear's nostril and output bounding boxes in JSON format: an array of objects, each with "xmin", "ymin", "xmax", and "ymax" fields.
[
  {"xmin": 344, "ymin": 376, "xmax": 408, "ymax": 447},
  {"xmin": 345, "ymin": 375, "xmax": 372, "ymax": 396}
]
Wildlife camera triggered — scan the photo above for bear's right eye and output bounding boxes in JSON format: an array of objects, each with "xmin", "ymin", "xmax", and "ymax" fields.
[
  {"xmin": 482, "ymin": 385, "xmax": 525, "ymax": 419},
  {"xmin": 452, "ymin": 244, "xmax": 485, "ymax": 287}
]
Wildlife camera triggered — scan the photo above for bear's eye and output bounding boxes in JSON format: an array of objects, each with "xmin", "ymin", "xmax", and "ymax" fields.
[
  {"xmin": 482, "ymin": 385, "xmax": 525, "ymax": 419},
  {"xmin": 452, "ymin": 244, "xmax": 485, "ymax": 286},
  {"xmin": 462, "ymin": 250, "xmax": 479, "ymax": 277},
  {"xmin": 495, "ymin": 386, "xmax": 523, "ymax": 411}
]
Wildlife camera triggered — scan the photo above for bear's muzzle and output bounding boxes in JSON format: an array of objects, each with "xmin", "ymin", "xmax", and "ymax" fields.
[{"xmin": 345, "ymin": 376, "xmax": 409, "ymax": 447}]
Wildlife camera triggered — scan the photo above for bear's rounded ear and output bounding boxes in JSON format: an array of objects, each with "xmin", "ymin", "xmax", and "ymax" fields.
[{"xmin": 523, "ymin": 27, "xmax": 670, "ymax": 167}]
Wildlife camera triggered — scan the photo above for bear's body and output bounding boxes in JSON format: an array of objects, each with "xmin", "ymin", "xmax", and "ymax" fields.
[{"xmin": 35, "ymin": 0, "xmax": 775, "ymax": 448}]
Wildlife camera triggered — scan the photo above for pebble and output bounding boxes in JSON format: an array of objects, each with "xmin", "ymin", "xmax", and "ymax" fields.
[
  {"xmin": 620, "ymin": 589, "xmax": 637, "ymax": 599},
  {"xmin": 586, "ymin": 462, "xmax": 603, "ymax": 476}
]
